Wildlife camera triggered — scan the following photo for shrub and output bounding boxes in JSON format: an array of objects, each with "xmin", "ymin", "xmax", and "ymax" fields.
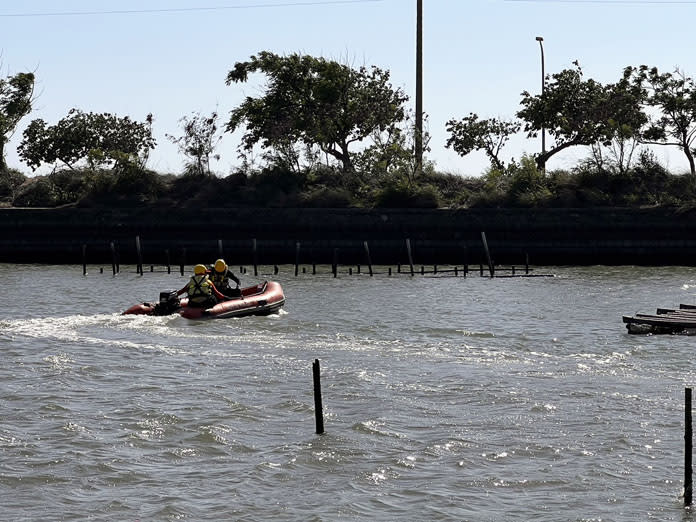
[
  {"xmin": 374, "ymin": 181, "xmax": 440, "ymax": 208},
  {"xmin": 300, "ymin": 187, "xmax": 354, "ymax": 208},
  {"xmin": 112, "ymin": 166, "xmax": 164, "ymax": 200},
  {"xmin": 13, "ymin": 177, "xmax": 59, "ymax": 207},
  {"xmin": 0, "ymin": 168, "xmax": 27, "ymax": 201},
  {"xmin": 49, "ymin": 169, "xmax": 90, "ymax": 205},
  {"xmin": 507, "ymin": 155, "xmax": 545, "ymax": 198}
]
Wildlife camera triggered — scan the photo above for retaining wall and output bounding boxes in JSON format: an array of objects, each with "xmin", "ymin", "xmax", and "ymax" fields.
[{"xmin": 1, "ymin": 207, "xmax": 695, "ymax": 266}]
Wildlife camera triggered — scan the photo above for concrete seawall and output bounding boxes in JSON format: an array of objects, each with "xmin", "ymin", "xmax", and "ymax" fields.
[{"xmin": 2, "ymin": 207, "xmax": 695, "ymax": 266}]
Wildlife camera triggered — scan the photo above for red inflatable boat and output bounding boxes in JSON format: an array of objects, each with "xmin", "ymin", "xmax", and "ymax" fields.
[{"xmin": 122, "ymin": 281, "xmax": 285, "ymax": 320}]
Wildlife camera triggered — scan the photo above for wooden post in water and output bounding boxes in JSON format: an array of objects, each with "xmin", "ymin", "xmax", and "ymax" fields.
[
  {"xmin": 525, "ymin": 252, "xmax": 530, "ymax": 274},
  {"xmin": 312, "ymin": 264, "xmax": 316, "ymax": 275},
  {"xmin": 363, "ymin": 241, "xmax": 373, "ymax": 276},
  {"xmin": 480, "ymin": 231, "xmax": 494, "ymax": 278},
  {"xmin": 686, "ymin": 387, "xmax": 693, "ymax": 507},
  {"xmin": 252, "ymin": 239, "xmax": 258, "ymax": 277},
  {"xmin": 388, "ymin": 267, "xmax": 392, "ymax": 276},
  {"xmin": 109, "ymin": 241, "xmax": 117, "ymax": 275},
  {"xmin": 461, "ymin": 242, "xmax": 468, "ymax": 278},
  {"xmin": 218, "ymin": 239, "xmax": 223, "ymax": 259},
  {"xmin": 332, "ymin": 248, "xmax": 338, "ymax": 278},
  {"xmin": 180, "ymin": 247, "xmax": 186, "ymax": 276},
  {"xmin": 165, "ymin": 249, "xmax": 171, "ymax": 274},
  {"xmin": 135, "ymin": 236, "xmax": 143, "ymax": 275},
  {"xmin": 295, "ymin": 241, "xmax": 301, "ymax": 277},
  {"xmin": 82, "ymin": 244, "xmax": 87, "ymax": 276},
  {"xmin": 405, "ymin": 239, "xmax": 415, "ymax": 276},
  {"xmin": 313, "ymin": 359, "xmax": 325, "ymax": 435}
]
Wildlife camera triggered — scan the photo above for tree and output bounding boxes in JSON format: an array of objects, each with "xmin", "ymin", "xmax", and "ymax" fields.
[
  {"xmin": 0, "ymin": 71, "xmax": 35, "ymax": 173},
  {"xmin": 0, "ymin": 167, "xmax": 26, "ymax": 200},
  {"xmin": 628, "ymin": 66, "xmax": 696, "ymax": 176},
  {"xmin": 517, "ymin": 63, "xmax": 646, "ymax": 170},
  {"xmin": 585, "ymin": 68, "xmax": 649, "ymax": 175},
  {"xmin": 445, "ymin": 113, "xmax": 520, "ymax": 172},
  {"xmin": 18, "ymin": 109, "xmax": 155, "ymax": 172},
  {"xmin": 166, "ymin": 111, "xmax": 222, "ymax": 176},
  {"xmin": 225, "ymin": 51, "xmax": 409, "ymax": 173},
  {"xmin": 354, "ymin": 111, "xmax": 432, "ymax": 189}
]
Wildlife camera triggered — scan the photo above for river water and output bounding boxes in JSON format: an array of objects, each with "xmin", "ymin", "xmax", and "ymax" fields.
[{"xmin": 2, "ymin": 263, "xmax": 696, "ymax": 521}]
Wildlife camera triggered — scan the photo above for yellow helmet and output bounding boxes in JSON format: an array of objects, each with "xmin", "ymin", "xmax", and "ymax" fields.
[
  {"xmin": 214, "ymin": 259, "xmax": 227, "ymax": 272},
  {"xmin": 194, "ymin": 264, "xmax": 207, "ymax": 275}
]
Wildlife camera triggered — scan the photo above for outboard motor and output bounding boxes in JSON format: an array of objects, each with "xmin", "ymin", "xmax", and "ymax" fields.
[{"xmin": 153, "ymin": 290, "xmax": 180, "ymax": 315}]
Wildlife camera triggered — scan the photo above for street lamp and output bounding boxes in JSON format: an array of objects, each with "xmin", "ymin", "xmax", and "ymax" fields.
[{"xmin": 535, "ymin": 36, "xmax": 545, "ymax": 174}]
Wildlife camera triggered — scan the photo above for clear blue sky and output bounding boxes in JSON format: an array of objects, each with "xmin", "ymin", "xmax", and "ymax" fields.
[{"xmin": 3, "ymin": 0, "xmax": 696, "ymax": 177}]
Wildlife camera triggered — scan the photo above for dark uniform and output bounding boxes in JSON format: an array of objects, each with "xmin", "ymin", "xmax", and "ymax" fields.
[{"xmin": 209, "ymin": 267, "xmax": 241, "ymax": 299}]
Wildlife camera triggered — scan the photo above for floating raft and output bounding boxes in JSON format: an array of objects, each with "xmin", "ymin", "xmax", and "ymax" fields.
[{"xmin": 623, "ymin": 304, "xmax": 696, "ymax": 334}]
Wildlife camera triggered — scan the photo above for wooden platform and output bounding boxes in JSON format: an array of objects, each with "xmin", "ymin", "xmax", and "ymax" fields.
[{"xmin": 623, "ymin": 304, "xmax": 696, "ymax": 334}]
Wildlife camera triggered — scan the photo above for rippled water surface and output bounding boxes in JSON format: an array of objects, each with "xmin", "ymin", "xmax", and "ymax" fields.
[{"xmin": 3, "ymin": 263, "xmax": 696, "ymax": 521}]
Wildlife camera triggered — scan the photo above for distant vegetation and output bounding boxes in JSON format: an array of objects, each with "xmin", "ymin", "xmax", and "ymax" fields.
[{"xmin": 2, "ymin": 53, "xmax": 696, "ymax": 209}]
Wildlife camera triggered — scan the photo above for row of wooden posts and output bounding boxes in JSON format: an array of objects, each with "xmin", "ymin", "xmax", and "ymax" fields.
[{"xmin": 82, "ymin": 232, "xmax": 533, "ymax": 278}]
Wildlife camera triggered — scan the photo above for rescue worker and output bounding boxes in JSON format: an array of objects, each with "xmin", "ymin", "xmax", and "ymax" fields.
[
  {"xmin": 209, "ymin": 258, "xmax": 242, "ymax": 298},
  {"xmin": 177, "ymin": 264, "xmax": 226, "ymax": 308}
]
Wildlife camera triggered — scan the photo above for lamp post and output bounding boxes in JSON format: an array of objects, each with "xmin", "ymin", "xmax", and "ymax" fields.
[{"xmin": 535, "ymin": 36, "xmax": 545, "ymax": 174}]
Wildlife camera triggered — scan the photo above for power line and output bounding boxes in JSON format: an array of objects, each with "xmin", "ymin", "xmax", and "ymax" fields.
[
  {"xmin": 0, "ymin": 0, "xmax": 383, "ymax": 18},
  {"xmin": 505, "ymin": 0, "xmax": 696, "ymax": 3}
]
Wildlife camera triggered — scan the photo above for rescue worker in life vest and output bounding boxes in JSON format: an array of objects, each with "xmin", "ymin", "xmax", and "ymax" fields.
[
  {"xmin": 209, "ymin": 258, "xmax": 242, "ymax": 298},
  {"xmin": 176, "ymin": 264, "xmax": 227, "ymax": 308}
]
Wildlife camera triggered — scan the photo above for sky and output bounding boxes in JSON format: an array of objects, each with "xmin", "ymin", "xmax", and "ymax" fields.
[{"xmin": 3, "ymin": 0, "xmax": 696, "ymax": 177}]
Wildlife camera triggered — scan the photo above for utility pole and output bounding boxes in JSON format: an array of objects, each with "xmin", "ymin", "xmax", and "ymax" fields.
[
  {"xmin": 415, "ymin": 0, "xmax": 423, "ymax": 177},
  {"xmin": 535, "ymin": 36, "xmax": 546, "ymax": 175}
]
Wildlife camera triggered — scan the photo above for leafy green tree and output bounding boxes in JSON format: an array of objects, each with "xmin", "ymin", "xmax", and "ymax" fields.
[
  {"xmin": 166, "ymin": 111, "xmax": 222, "ymax": 176},
  {"xmin": 0, "ymin": 167, "xmax": 26, "ymax": 200},
  {"xmin": 445, "ymin": 113, "xmax": 520, "ymax": 171},
  {"xmin": 628, "ymin": 66, "xmax": 696, "ymax": 176},
  {"xmin": 518, "ymin": 63, "xmax": 646, "ymax": 171},
  {"xmin": 225, "ymin": 51, "xmax": 408, "ymax": 173},
  {"xmin": 355, "ymin": 112, "xmax": 432, "ymax": 190},
  {"xmin": 18, "ymin": 109, "xmax": 155, "ymax": 171},
  {"xmin": 0, "ymin": 71, "xmax": 35, "ymax": 173}
]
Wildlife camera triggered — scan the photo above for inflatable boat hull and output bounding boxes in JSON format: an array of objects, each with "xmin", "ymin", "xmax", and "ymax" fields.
[
  {"xmin": 122, "ymin": 281, "xmax": 285, "ymax": 320},
  {"xmin": 179, "ymin": 280, "xmax": 285, "ymax": 319}
]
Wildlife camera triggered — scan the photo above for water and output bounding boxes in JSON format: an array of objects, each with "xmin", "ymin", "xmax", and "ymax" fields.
[{"xmin": 2, "ymin": 264, "xmax": 696, "ymax": 521}]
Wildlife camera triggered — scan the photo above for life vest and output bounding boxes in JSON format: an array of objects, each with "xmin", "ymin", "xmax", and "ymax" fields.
[
  {"xmin": 187, "ymin": 274, "xmax": 214, "ymax": 304},
  {"xmin": 210, "ymin": 269, "xmax": 230, "ymax": 289}
]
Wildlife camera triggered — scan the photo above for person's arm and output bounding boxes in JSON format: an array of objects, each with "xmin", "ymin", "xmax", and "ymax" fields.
[
  {"xmin": 229, "ymin": 270, "xmax": 240, "ymax": 286},
  {"xmin": 176, "ymin": 284, "xmax": 187, "ymax": 296}
]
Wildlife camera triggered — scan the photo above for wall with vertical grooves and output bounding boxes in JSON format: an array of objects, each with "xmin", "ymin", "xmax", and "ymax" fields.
[{"xmin": 1, "ymin": 207, "xmax": 695, "ymax": 266}]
